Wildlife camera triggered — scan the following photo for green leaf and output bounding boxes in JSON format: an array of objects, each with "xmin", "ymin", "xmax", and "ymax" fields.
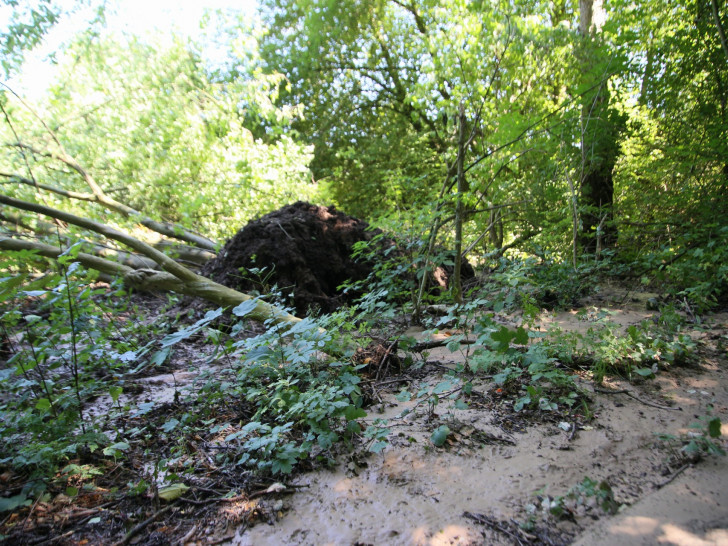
[
  {"xmin": 232, "ymin": 299, "xmax": 258, "ymax": 318},
  {"xmin": 161, "ymin": 308, "xmax": 223, "ymax": 347},
  {"xmin": 149, "ymin": 347, "xmax": 170, "ymax": 367},
  {"xmin": 708, "ymin": 417, "xmax": 722, "ymax": 439},
  {"xmin": 369, "ymin": 441, "xmax": 387, "ymax": 453},
  {"xmin": 395, "ymin": 389, "xmax": 412, "ymax": 402},
  {"xmin": 65, "ymin": 261, "xmax": 82, "ymax": 275},
  {"xmin": 0, "ymin": 494, "xmax": 30, "ymax": 513},
  {"xmin": 0, "ymin": 274, "xmax": 27, "ymax": 297},
  {"xmin": 109, "ymin": 386, "xmax": 123, "ymax": 403},
  {"xmin": 22, "ymin": 290, "xmax": 47, "ymax": 298},
  {"xmin": 344, "ymin": 406, "xmax": 366, "ymax": 420},
  {"xmin": 513, "ymin": 327, "xmax": 529, "ymax": 345},
  {"xmin": 514, "ymin": 396, "xmax": 530, "ymax": 412},
  {"xmin": 430, "ymin": 425, "xmax": 450, "ymax": 447},
  {"xmin": 432, "ymin": 380, "xmax": 454, "ymax": 395},
  {"xmin": 24, "ymin": 314, "xmax": 43, "ymax": 325},
  {"xmin": 454, "ymin": 399, "xmax": 468, "ymax": 410},
  {"xmin": 490, "ymin": 326, "xmax": 515, "ymax": 351},
  {"xmin": 161, "ymin": 418, "xmax": 179, "ymax": 433},
  {"xmin": 65, "ymin": 486, "xmax": 79, "ymax": 497},
  {"xmin": 103, "ymin": 442, "xmax": 130, "ymax": 457},
  {"xmin": 35, "ymin": 398, "xmax": 52, "ymax": 411},
  {"xmin": 225, "ymin": 430, "xmax": 244, "ymax": 442},
  {"xmin": 133, "ymin": 402, "xmax": 155, "ymax": 416},
  {"xmin": 158, "ymin": 483, "xmax": 189, "ymax": 501}
]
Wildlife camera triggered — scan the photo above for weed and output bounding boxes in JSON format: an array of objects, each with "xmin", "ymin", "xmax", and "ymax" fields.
[
  {"xmin": 543, "ymin": 306, "xmax": 697, "ymax": 382},
  {"xmin": 659, "ymin": 409, "xmax": 726, "ymax": 461},
  {"xmin": 527, "ymin": 476, "xmax": 620, "ymax": 525},
  {"xmin": 0, "ymin": 254, "xmax": 142, "ymax": 504}
]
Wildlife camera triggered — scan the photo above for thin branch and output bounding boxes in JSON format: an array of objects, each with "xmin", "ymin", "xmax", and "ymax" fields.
[
  {"xmin": 0, "ymin": 161, "xmax": 217, "ymax": 251},
  {"xmin": 1, "ymin": 171, "xmax": 96, "ymax": 200},
  {"xmin": 1, "ymin": 89, "xmax": 217, "ymax": 250},
  {"xmin": 0, "ymin": 193, "xmax": 197, "ymax": 281},
  {"xmin": 113, "ymin": 503, "xmax": 177, "ymax": 546}
]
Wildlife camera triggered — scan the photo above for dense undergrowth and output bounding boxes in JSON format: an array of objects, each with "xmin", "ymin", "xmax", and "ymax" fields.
[{"xmin": 0, "ymin": 234, "xmax": 725, "ymax": 539}]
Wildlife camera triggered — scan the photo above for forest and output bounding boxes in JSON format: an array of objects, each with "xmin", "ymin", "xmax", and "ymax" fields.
[{"xmin": 0, "ymin": 0, "xmax": 727, "ymax": 544}]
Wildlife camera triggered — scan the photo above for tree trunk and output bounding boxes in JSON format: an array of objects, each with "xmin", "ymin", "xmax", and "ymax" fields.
[
  {"xmin": 452, "ymin": 105, "xmax": 467, "ymax": 304},
  {"xmin": 578, "ymin": 0, "xmax": 620, "ymax": 255},
  {"xmin": 488, "ymin": 208, "xmax": 503, "ymax": 251}
]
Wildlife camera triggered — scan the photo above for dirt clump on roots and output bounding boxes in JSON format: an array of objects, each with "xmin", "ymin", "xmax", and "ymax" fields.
[{"xmin": 201, "ymin": 202, "xmax": 383, "ymax": 315}]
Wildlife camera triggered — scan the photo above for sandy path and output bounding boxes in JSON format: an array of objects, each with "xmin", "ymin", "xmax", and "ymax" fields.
[{"xmin": 230, "ymin": 309, "xmax": 728, "ymax": 545}]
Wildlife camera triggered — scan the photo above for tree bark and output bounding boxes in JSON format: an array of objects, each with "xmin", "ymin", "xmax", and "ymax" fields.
[{"xmin": 712, "ymin": 0, "xmax": 728, "ymax": 63}]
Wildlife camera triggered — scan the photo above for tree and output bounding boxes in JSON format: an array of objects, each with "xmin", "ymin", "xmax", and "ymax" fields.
[
  {"xmin": 1, "ymin": 0, "xmax": 65, "ymax": 76},
  {"xmin": 1, "ymin": 32, "xmax": 317, "ymax": 241},
  {"xmin": 575, "ymin": 0, "xmax": 624, "ymax": 255},
  {"xmin": 0, "ymin": 27, "xmax": 324, "ymax": 319},
  {"xmin": 608, "ymin": 0, "xmax": 728, "ymax": 250},
  {"xmin": 1, "ymin": 32, "xmax": 321, "ymax": 279},
  {"xmin": 259, "ymin": 0, "xmax": 582, "ymax": 262}
]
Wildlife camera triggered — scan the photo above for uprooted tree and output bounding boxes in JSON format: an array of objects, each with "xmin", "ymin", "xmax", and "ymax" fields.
[{"xmin": 0, "ymin": 34, "xmax": 327, "ymax": 325}]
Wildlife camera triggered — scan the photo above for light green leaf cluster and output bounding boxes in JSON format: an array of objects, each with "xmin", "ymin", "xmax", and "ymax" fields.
[{"xmin": 1, "ymin": 30, "xmax": 317, "ymax": 240}]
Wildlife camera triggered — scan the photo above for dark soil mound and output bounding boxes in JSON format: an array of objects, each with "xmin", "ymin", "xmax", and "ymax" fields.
[{"xmin": 201, "ymin": 202, "xmax": 381, "ymax": 314}]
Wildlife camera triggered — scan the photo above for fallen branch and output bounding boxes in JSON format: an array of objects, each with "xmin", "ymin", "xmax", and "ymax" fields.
[
  {"xmin": 2, "ymin": 169, "xmax": 217, "ymax": 251},
  {"xmin": 31, "ymin": 529, "xmax": 75, "ymax": 545},
  {"xmin": 595, "ymin": 387, "xmax": 681, "ymax": 412},
  {"xmin": 410, "ymin": 337, "xmax": 476, "ymax": 352},
  {"xmin": 657, "ymin": 463, "xmax": 690, "ymax": 488},
  {"xmin": 463, "ymin": 511, "xmax": 531, "ymax": 546},
  {"xmin": 113, "ymin": 503, "xmax": 177, "ymax": 546}
]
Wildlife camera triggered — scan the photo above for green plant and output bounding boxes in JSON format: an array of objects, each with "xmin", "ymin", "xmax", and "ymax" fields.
[
  {"xmin": 638, "ymin": 225, "xmax": 728, "ymax": 314},
  {"xmin": 659, "ymin": 410, "xmax": 725, "ymax": 460},
  {"xmin": 0, "ymin": 255, "xmax": 131, "ymax": 482},
  {"xmin": 683, "ymin": 415, "xmax": 725, "ymax": 457},
  {"xmin": 344, "ymin": 214, "xmax": 470, "ymax": 324},
  {"xmin": 466, "ymin": 314, "xmax": 581, "ymax": 413},
  {"xmin": 344, "ymin": 231, "xmax": 420, "ymax": 322},
  {"xmin": 543, "ymin": 306, "xmax": 697, "ymax": 382},
  {"xmin": 0, "ymin": 244, "xmax": 200, "ymax": 504},
  {"xmin": 362, "ymin": 418, "xmax": 391, "ymax": 454},
  {"xmin": 541, "ymin": 477, "xmax": 620, "ymax": 519},
  {"xmin": 220, "ymin": 310, "xmax": 367, "ymax": 474}
]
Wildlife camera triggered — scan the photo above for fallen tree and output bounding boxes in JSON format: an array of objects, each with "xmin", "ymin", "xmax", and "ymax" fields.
[
  {"xmin": 0, "ymin": 208, "xmax": 215, "ymax": 270},
  {"xmin": 0, "ymin": 85, "xmax": 218, "ymax": 252},
  {"xmin": 1, "ymin": 169, "xmax": 218, "ymax": 252},
  {"xmin": 0, "ymin": 193, "xmax": 301, "ymax": 326}
]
